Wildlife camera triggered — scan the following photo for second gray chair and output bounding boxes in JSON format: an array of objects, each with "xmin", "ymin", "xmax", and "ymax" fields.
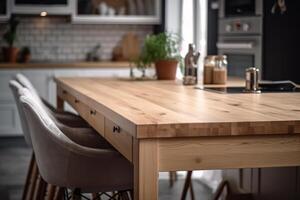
[
  {"xmin": 15, "ymin": 73, "xmax": 89, "ymax": 128},
  {"xmin": 20, "ymin": 89, "xmax": 133, "ymax": 199}
]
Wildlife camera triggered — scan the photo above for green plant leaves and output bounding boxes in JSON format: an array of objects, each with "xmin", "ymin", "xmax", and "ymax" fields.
[{"xmin": 134, "ymin": 32, "xmax": 182, "ymax": 69}]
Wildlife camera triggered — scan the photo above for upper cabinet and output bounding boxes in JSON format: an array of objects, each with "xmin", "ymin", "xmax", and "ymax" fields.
[
  {"xmin": 72, "ymin": 0, "xmax": 161, "ymax": 24},
  {"xmin": 0, "ymin": 0, "xmax": 10, "ymax": 22},
  {"xmin": 11, "ymin": 0, "xmax": 72, "ymax": 15}
]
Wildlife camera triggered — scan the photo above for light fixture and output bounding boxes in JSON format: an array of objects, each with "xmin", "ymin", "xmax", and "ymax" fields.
[{"xmin": 40, "ymin": 11, "xmax": 47, "ymax": 17}]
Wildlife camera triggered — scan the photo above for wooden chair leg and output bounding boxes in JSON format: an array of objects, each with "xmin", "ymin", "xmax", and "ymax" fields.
[
  {"xmin": 189, "ymin": 174, "xmax": 195, "ymax": 200},
  {"xmin": 25, "ymin": 158, "xmax": 38, "ymax": 200},
  {"xmin": 22, "ymin": 152, "xmax": 35, "ymax": 200},
  {"xmin": 181, "ymin": 171, "xmax": 193, "ymax": 200},
  {"xmin": 53, "ymin": 187, "xmax": 64, "ymax": 200},
  {"xmin": 45, "ymin": 184, "xmax": 57, "ymax": 200},
  {"xmin": 169, "ymin": 171, "xmax": 178, "ymax": 187},
  {"xmin": 33, "ymin": 174, "xmax": 47, "ymax": 200},
  {"xmin": 71, "ymin": 188, "xmax": 81, "ymax": 200}
]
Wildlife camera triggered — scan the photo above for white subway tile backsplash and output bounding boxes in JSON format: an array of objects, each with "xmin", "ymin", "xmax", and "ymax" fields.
[{"xmin": 0, "ymin": 16, "xmax": 152, "ymax": 62}]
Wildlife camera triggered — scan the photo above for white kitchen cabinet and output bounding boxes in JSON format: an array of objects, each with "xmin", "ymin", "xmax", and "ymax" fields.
[
  {"xmin": 0, "ymin": 70, "xmax": 22, "ymax": 136},
  {"xmin": 0, "ymin": 67, "xmax": 130, "ymax": 136},
  {"xmin": 72, "ymin": 0, "xmax": 161, "ymax": 24},
  {"xmin": 0, "ymin": 103, "xmax": 22, "ymax": 136}
]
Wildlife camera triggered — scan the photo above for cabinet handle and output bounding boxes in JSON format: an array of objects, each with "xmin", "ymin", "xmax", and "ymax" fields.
[
  {"xmin": 62, "ymin": 90, "xmax": 67, "ymax": 94},
  {"xmin": 74, "ymin": 99, "xmax": 79, "ymax": 103},
  {"xmin": 113, "ymin": 126, "xmax": 121, "ymax": 133},
  {"xmin": 90, "ymin": 110, "xmax": 96, "ymax": 115}
]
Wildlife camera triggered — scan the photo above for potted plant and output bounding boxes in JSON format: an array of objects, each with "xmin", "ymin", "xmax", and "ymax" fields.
[
  {"xmin": 142, "ymin": 32, "xmax": 182, "ymax": 80},
  {"xmin": 20, "ymin": 47, "xmax": 31, "ymax": 63},
  {"xmin": 2, "ymin": 16, "xmax": 20, "ymax": 63}
]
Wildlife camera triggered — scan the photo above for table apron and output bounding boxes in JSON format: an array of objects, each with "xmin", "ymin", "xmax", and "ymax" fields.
[{"xmin": 157, "ymin": 135, "xmax": 300, "ymax": 171}]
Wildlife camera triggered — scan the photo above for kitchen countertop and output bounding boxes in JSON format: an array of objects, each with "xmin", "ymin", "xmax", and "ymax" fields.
[{"xmin": 0, "ymin": 61, "xmax": 133, "ymax": 69}]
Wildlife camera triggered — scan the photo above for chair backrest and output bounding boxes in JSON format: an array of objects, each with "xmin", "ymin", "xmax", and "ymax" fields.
[
  {"xmin": 15, "ymin": 73, "xmax": 41, "ymax": 102},
  {"xmin": 20, "ymin": 91, "xmax": 73, "ymax": 185},
  {"xmin": 21, "ymin": 92, "xmax": 133, "ymax": 190},
  {"xmin": 9, "ymin": 80, "xmax": 32, "ymax": 147}
]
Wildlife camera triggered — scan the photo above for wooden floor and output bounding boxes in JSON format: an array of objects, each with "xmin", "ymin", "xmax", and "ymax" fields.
[{"xmin": 0, "ymin": 137, "xmax": 214, "ymax": 200}]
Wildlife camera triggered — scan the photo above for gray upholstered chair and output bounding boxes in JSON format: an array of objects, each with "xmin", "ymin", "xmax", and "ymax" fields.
[
  {"xmin": 9, "ymin": 80, "xmax": 115, "ymax": 200},
  {"xmin": 15, "ymin": 73, "xmax": 89, "ymax": 128},
  {"xmin": 20, "ymin": 90, "xmax": 133, "ymax": 199}
]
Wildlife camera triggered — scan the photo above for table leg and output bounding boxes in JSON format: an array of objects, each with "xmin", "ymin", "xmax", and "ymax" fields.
[
  {"xmin": 133, "ymin": 139, "xmax": 159, "ymax": 200},
  {"xmin": 56, "ymin": 95, "xmax": 64, "ymax": 112}
]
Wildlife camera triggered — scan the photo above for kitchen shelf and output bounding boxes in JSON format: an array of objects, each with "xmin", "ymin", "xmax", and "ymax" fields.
[{"xmin": 0, "ymin": 61, "xmax": 134, "ymax": 69}]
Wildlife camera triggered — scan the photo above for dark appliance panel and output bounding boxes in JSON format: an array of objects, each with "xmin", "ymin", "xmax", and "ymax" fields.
[
  {"xmin": 225, "ymin": 0, "xmax": 255, "ymax": 17},
  {"xmin": 15, "ymin": 0, "xmax": 67, "ymax": 5},
  {"xmin": 0, "ymin": 1, "xmax": 6, "ymax": 15},
  {"xmin": 263, "ymin": 0, "xmax": 300, "ymax": 84}
]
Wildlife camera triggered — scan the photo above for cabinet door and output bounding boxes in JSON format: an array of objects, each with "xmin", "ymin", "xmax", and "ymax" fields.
[
  {"xmin": 0, "ymin": 70, "xmax": 20, "ymax": 101},
  {"xmin": 0, "ymin": 103, "xmax": 22, "ymax": 136},
  {"xmin": 0, "ymin": 70, "xmax": 22, "ymax": 136}
]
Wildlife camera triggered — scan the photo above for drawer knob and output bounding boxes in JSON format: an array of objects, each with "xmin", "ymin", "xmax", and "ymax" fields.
[
  {"xmin": 90, "ymin": 110, "xmax": 96, "ymax": 115},
  {"xmin": 113, "ymin": 126, "xmax": 121, "ymax": 133},
  {"xmin": 62, "ymin": 90, "xmax": 67, "ymax": 94},
  {"xmin": 74, "ymin": 99, "xmax": 79, "ymax": 103}
]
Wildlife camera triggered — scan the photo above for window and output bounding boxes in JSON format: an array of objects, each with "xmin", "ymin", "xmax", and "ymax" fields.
[{"xmin": 180, "ymin": 0, "xmax": 207, "ymax": 78}]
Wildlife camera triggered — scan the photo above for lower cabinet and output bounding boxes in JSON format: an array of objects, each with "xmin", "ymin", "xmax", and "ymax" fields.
[{"xmin": 0, "ymin": 67, "xmax": 130, "ymax": 136}]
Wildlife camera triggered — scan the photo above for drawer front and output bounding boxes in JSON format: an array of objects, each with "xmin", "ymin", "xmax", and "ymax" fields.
[
  {"xmin": 58, "ymin": 87, "xmax": 105, "ymax": 136},
  {"xmin": 105, "ymin": 118, "xmax": 133, "ymax": 162}
]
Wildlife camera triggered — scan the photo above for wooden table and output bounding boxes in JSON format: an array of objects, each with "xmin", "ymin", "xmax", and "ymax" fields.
[{"xmin": 55, "ymin": 77, "xmax": 300, "ymax": 200}]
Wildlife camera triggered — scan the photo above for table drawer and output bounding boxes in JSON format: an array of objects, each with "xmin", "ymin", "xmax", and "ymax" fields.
[
  {"xmin": 58, "ymin": 87, "xmax": 105, "ymax": 136},
  {"xmin": 105, "ymin": 118, "xmax": 133, "ymax": 162}
]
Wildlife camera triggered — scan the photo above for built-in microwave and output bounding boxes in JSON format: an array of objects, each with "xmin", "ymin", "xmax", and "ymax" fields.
[{"xmin": 219, "ymin": 0, "xmax": 262, "ymax": 18}]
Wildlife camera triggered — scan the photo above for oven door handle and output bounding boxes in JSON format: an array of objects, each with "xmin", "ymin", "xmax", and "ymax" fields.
[{"xmin": 217, "ymin": 42, "xmax": 254, "ymax": 49}]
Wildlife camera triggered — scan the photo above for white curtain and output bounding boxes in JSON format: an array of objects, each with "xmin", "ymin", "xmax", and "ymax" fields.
[
  {"xmin": 180, "ymin": 0, "xmax": 208, "ymax": 82},
  {"xmin": 180, "ymin": 0, "xmax": 223, "ymax": 192}
]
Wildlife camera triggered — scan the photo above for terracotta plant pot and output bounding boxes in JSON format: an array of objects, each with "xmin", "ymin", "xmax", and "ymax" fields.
[
  {"xmin": 155, "ymin": 60, "xmax": 178, "ymax": 80},
  {"xmin": 2, "ymin": 47, "xmax": 19, "ymax": 63}
]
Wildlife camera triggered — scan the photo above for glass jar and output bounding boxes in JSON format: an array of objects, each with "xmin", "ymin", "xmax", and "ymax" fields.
[
  {"xmin": 213, "ymin": 55, "xmax": 228, "ymax": 84},
  {"xmin": 203, "ymin": 55, "xmax": 216, "ymax": 84}
]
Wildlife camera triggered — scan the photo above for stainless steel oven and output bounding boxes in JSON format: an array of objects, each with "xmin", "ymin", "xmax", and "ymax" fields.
[
  {"xmin": 218, "ymin": 0, "xmax": 263, "ymax": 78},
  {"xmin": 217, "ymin": 35, "xmax": 262, "ymax": 77}
]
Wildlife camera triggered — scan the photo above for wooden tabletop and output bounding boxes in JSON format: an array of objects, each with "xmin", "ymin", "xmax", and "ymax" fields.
[
  {"xmin": 0, "ymin": 61, "xmax": 132, "ymax": 69},
  {"xmin": 56, "ymin": 77, "xmax": 300, "ymax": 138}
]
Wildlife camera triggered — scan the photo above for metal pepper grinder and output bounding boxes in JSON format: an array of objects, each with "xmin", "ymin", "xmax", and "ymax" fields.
[
  {"xmin": 244, "ymin": 67, "xmax": 261, "ymax": 93},
  {"xmin": 183, "ymin": 44, "xmax": 200, "ymax": 85}
]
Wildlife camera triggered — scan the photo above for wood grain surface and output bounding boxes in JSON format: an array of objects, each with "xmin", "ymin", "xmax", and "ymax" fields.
[{"xmin": 55, "ymin": 77, "xmax": 300, "ymax": 139}]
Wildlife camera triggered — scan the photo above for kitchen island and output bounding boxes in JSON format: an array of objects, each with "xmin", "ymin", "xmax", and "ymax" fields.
[{"xmin": 55, "ymin": 77, "xmax": 300, "ymax": 200}]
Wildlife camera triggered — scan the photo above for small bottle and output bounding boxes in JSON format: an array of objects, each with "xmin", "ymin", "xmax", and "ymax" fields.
[{"xmin": 213, "ymin": 55, "xmax": 227, "ymax": 84}]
